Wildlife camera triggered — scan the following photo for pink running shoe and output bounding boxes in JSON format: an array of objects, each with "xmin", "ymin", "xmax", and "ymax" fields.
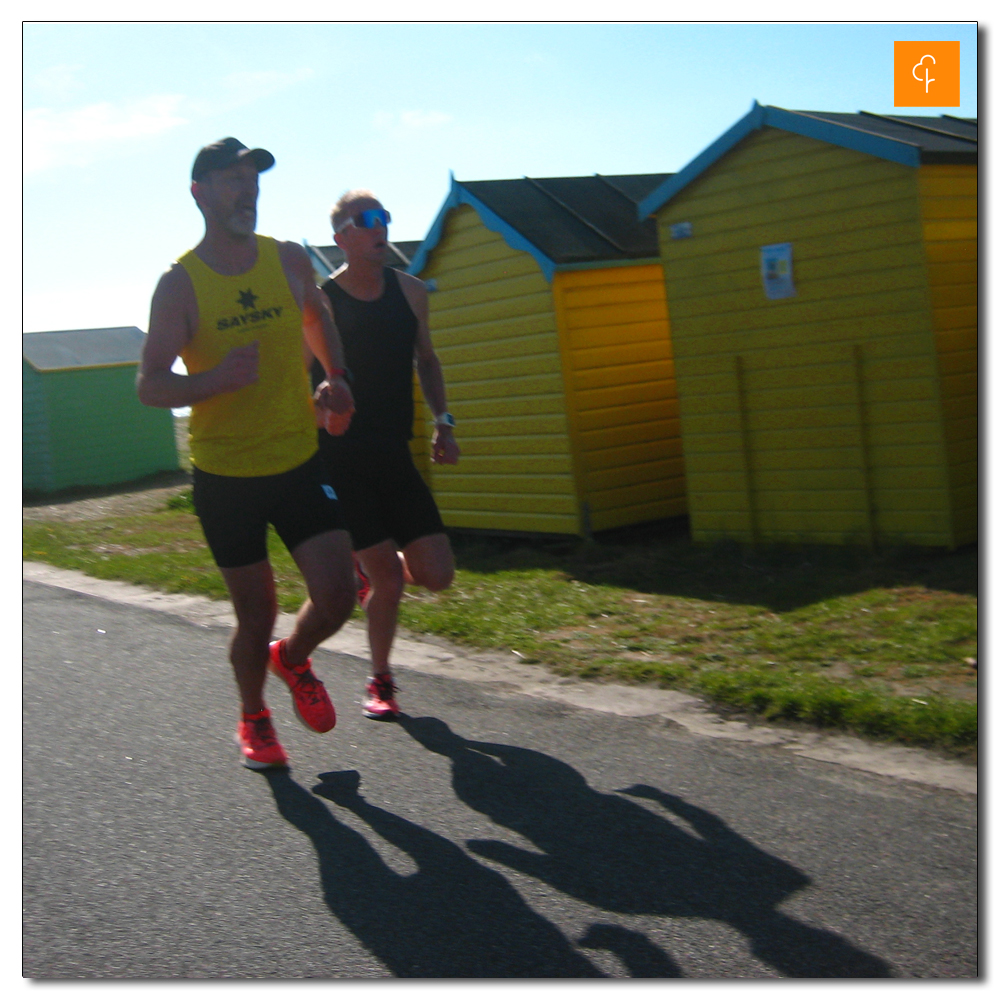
[
  {"xmin": 236, "ymin": 709, "xmax": 288, "ymax": 770},
  {"xmin": 268, "ymin": 639, "xmax": 337, "ymax": 733},
  {"xmin": 363, "ymin": 674, "xmax": 400, "ymax": 719},
  {"xmin": 354, "ymin": 558, "xmax": 371, "ymax": 607}
]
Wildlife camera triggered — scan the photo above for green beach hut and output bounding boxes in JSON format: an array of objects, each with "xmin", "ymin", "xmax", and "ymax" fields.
[
  {"xmin": 407, "ymin": 171, "xmax": 685, "ymax": 537},
  {"xmin": 639, "ymin": 103, "xmax": 977, "ymax": 548},
  {"xmin": 23, "ymin": 326, "xmax": 179, "ymax": 493}
]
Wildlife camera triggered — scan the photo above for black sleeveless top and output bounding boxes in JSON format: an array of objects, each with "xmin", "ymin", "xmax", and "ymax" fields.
[{"xmin": 311, "ymin": 267, "xmax": 418, "ymax": 445}]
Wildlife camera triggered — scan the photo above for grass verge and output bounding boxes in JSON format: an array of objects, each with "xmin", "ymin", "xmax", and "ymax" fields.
[{"xmin": 23, "ymin": 490, "xmax": 977, "ymax": 759}]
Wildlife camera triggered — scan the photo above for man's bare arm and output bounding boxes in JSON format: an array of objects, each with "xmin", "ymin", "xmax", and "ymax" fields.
[
  {"xmin": 302, "ymin": 277, "xmax": 347, "ymax": 376},
  {"xmin": 137, "ymin": 264, "xmax": 259, "ymax": 408},
  {"xmin": 277, "ymin": 241, "xmax": 354, "ymax": 431},
  {"xmin": 278, "ymin": 242, "xmax": 346, "ymax": 374},
  {"xmin": 400, "ymin": 271, "xmax": 459, "ymax": 465}
]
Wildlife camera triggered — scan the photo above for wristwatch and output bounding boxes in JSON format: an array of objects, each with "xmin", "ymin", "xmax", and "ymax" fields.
[{"xmin": 434, "ymin": 412, "xmax": 456, "ymax": 428}]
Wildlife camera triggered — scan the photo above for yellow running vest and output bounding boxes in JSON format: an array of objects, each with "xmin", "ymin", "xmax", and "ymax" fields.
[{"xmin": 178, "ymin": 235, "xmax": 317, "ymax": 477}]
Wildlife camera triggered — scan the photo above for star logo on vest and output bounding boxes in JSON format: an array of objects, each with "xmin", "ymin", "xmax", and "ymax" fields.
[{"xmin": 216, "ymin": 287, "xmax": 285, "ymax": 331}]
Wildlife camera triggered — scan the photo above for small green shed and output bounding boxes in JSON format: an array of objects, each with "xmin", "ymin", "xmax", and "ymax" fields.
[
  {"xmin": 23, "ymin": 326, "xmax": 179, "ymax": 493},
  {"xmin": 407, "ymin": 172, "xmax": 684, "ymax": 537},
  {"xmin": 639, "ymin": 103, "xmax": 977, "ymax": 548}
]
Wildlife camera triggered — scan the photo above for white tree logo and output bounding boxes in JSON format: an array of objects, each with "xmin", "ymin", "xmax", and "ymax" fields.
[{"xmin": 912, "ymin": 54, "xmax": 936, "ymax": 94}]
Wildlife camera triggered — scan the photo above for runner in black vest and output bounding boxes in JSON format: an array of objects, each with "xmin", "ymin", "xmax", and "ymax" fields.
[{"xmin": 312, "ymin": 189, "xmax": 460, "ymax": 719}]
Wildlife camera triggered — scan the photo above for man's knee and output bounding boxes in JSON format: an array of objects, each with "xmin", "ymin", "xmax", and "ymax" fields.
[
  {"xmin": 361, "ymin": 547, "xmax": 407, "ymax": 604},
  {"xmin": 309, "ymin": 559, "xmax": 357, "ymax": 624},
  {"xmin": 372, "ymin": 571, "xmax": 406, "ymax": 604},
  {"xmin": 315, "ymin": 584, "xmax": 356, "ymax": 629},
  {"xmin": 223, "ymin": 562, "xmax": 279, "ymax": 640},
  {"xmin": 405, "ymin": 536, "xmax": 455, "ymax": 592},
  {"xmin": 418, "ymin": 563, "xmax": 454, "ymax": 592},
  {"xmin": 293, "ymin": 530, "xmax": 355, "ymax": 615}
]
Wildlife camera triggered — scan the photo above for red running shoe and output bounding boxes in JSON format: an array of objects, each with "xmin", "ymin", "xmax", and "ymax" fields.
[
  {"xmin": 236, "ymin": 709, "xmax": 288, "ymax": 769},
  {"xmin": 268, "ymin": 639, "xmax": 337, "ymax": 733},
  {"xmin": 354, "ymin": 557, "xmax": 371, "ymax": 607},
  {"xmin": 363, "ymin": 674, "xmax": 400, "ymax": 719}
]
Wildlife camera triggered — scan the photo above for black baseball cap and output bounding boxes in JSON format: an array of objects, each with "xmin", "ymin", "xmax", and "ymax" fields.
[{"xmin": 191, "ymin": 137, "xmax": 275, "ymax": 181}]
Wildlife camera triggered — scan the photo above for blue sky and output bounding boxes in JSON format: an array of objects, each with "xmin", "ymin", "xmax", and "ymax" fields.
[{"xmin": 22, "ymin": 19, "xmax": 979, "ymax": 335}]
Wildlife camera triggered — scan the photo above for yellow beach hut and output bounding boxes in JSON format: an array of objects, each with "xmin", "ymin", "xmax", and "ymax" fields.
[
  {"xmin": 408, "ymin": 172, "xmax": 684, "ymax": 537},
  {"xmin": 638, "ymin": 103, "xmax": 977, "ymax": 548}
]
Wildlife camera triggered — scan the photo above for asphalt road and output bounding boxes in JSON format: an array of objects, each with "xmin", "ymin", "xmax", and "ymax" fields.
[{"xmin": 22, "ymin": 579, "xmax": 978, "ymax": 979}]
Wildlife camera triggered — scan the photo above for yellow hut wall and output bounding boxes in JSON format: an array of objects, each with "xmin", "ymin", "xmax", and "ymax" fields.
[
  {"xmin": 551, "ymin": 264, "xmax": 686, "ymax": 532},
  {"xmin": 919, "ymin": 164, "xmax": 977, "ymax": 546},
  {"xmin": 656, "ymin": 126, "xmax": 956, "ymax": 546},
  {"xmin": 420, "ymin": 204, "xmax": 581, "ymax": 534}
]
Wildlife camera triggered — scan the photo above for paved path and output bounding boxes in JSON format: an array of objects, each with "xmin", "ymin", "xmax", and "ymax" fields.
[{"xmin": 22, "ymin": 566, "xmax": 977, "ymax": 978}]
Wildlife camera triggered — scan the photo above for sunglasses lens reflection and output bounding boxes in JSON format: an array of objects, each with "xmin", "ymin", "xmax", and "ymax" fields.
[{"xmin": 358, "ymin": 209, "xmax": 390, "ymax": 228}]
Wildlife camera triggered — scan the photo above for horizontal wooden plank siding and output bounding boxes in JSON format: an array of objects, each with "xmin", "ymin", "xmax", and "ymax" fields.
[
  {"xmin": 34, "ymin": 366, "xmax": 179, "ymax": 491},
  {"xmin": 22, "ymin": 362, "xmax": 54, "ymax": 491},
  {"xmin": 552, "ymin": 265, "xmax": 685, "ymax": 532},
  {"xmin": 920, "ymin": 164, "xmax": 978, "ymax": 545},
  {"xmin": 421, "ymin": 204, "xmax": 580, "ymax": 534},
  {"xmin": 656, "ymin": 126, "xmax": 954, "ymax": 546}
]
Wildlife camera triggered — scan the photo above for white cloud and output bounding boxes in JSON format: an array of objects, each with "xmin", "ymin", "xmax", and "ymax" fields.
[
  {"xmin": 372, "ymin": 109, "xmax": 454, "ymax": 133},
  {"xmin": 184, "ymin": 67, "xmax": 318, "ymax": 118},
  {"xmin": 220, "ymin": 67, "xmax": 316, "ymax": 101},
  {"xmin": 29, "ymin": 63, "xmax": 86, "ymax": 100},
  {"xmin": 22, "ymin": 66, "xmax": 318, "ymax": 174},
  {"xmin": 24, "ymin": 94, "xmax": 187, "ymax": 174}
]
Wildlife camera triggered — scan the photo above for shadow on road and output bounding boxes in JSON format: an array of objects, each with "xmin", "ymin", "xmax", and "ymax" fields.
[
  {"xmin": 398, "ymin": 715, "xmax": 895, "ymax": 979},
  {"xmin": 262, "ymin": 768, "xmax": 611, "ymax": 977}
]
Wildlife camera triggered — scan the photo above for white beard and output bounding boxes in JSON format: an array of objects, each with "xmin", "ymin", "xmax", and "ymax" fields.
[{"xmin": 225, "ymin": 210, "xmax": 257, "ymax": 236}]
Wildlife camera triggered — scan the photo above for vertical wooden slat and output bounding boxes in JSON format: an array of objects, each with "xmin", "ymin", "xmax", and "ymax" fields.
[
  {"xmin": 919, "ymin": 163, "xmax": 977, "ymax": 548},
  {"xmin": 549, "ymin": 272, "xmax": 591, "ymax": 538},
  {"xmin": 733, "ymin": 354, "xmax": 759, "ymax": 545},
  {"xmin": 850, "ymin": 344, "xmax": 877, "ymax": 548}
]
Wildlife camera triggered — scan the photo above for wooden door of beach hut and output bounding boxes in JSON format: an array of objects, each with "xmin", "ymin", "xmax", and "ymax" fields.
[
  {"xmin": 408, "ymin": 172, "xmax": 686, "ymax": 537},
  {"xmin": 23, "ymin": 326, "xmax": 179, "ymax": 493},
  {"xmin": 639, "ymin": 104, "xmax": 977, "ymax": 548}
]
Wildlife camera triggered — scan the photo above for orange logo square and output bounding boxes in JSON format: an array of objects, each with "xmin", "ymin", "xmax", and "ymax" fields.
[{"xmin": 894, "ymin": 41, "xmax": 960, "ymax": 107}]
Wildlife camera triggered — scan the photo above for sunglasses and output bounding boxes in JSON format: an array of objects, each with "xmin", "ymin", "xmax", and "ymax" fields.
[{"xmin": 335, "ymin": 208, "xmax": 391, "ymax": 233}]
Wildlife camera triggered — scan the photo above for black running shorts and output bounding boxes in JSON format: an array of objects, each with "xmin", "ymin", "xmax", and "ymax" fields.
[
  {"xmin": 316, "ymin": 435, "xmax": 445, "ymax": 553},
  {"xmin": 192, "ymin": 451, "xmax": 344, "ymax": 569}
]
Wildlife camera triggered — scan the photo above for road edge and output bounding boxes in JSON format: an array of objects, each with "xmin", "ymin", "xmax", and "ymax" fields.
[{"xmin": 23, "ymin": 561, "xmax": 977, "ymax": 796}]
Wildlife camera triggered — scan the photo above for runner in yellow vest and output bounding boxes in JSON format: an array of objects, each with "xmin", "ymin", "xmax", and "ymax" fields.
[{"xmin": 138, "ymin": 137, "xmax": 356, "ymax": 770}]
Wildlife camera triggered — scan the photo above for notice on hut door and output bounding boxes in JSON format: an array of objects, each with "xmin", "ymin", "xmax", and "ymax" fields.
[{"xmin": 894, "ymin": 41, "xmax": 960, "ymax": 106}]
